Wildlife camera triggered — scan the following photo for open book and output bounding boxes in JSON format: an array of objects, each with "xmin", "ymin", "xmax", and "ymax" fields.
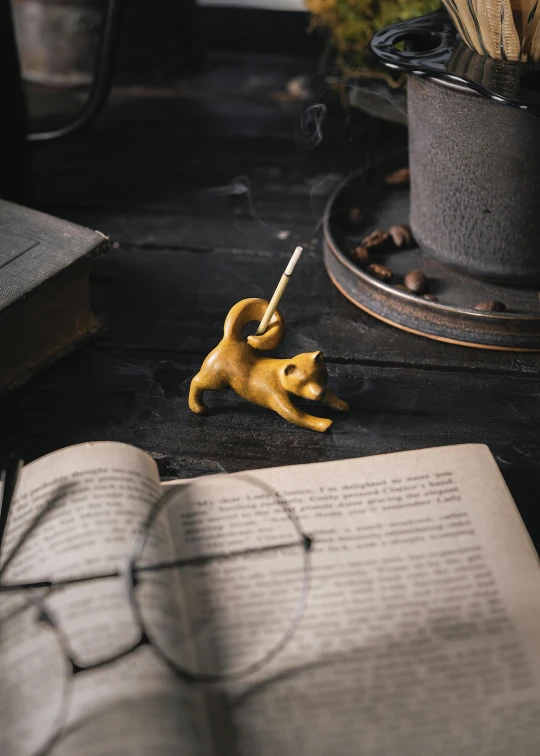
[{"xmin": 2, "ymin": 442, "xmax": 540, "ymax": 755}]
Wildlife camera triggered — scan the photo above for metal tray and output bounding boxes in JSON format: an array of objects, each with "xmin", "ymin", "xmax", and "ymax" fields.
[{"xmin": 323, "ymin": 158, "xmax": 540, "ymax": 350}]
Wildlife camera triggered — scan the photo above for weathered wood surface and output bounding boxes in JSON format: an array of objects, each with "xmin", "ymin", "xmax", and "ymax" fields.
[{"xmin": 2, "ymin": 53, "xmax": 540, "ymax": 545}]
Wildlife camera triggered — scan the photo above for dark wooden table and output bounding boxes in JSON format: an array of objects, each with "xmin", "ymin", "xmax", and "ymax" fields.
[{"xmin": 2, "ymin": 53, "xmax": 540, "ymax": 548}]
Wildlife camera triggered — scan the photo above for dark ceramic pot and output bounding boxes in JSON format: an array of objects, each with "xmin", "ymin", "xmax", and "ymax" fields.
[
  {"xmin": 408, "ymin": 75, "xmax": 540, "ymax": 284},
  {"xmin": 371, "ymin": 10, "xmax": 540, "ymax": 285}
]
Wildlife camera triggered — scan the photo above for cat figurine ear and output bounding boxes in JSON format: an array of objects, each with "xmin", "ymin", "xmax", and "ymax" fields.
[{"xmin": 188, "ymin": 298, "xmax": 349, "ymax": 432}]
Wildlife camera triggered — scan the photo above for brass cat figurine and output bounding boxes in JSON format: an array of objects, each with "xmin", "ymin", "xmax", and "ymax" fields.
[{"xmin": 188, "ymin": 298, "xmax": 348, "ymax": 432}]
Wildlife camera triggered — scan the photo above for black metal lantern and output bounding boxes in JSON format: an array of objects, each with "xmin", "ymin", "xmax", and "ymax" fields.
[{"xmin": 0, "ymin": 0, "xmax": 121, "ymax": 203}]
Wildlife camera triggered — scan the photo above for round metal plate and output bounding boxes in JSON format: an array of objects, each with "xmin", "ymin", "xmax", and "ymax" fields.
[{"xmin": 323, "ymin": 160, "xmax": 540, "ymax": 351}]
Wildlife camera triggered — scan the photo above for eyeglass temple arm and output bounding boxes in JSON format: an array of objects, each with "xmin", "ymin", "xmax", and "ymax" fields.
[
  {"xmin": 28, "ymin": 0, "xmax": 123, "ymax": 142},
  {"xmin": 0, "ymin": 569, "xmax": 120, "ymax": 592},
  {"xmin": 0, "ymin": 536, "xmax": 311, "ymax": 592}
]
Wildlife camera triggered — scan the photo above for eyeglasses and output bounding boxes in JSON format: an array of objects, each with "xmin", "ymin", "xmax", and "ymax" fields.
[{"xmin": 0, "ymin": 466, "xmax": 312, "ymax": 756}]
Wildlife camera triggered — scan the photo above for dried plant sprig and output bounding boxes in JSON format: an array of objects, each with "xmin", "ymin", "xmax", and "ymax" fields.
[
  {"xmin": 442, "ymin": 0, "xmax": 540, "ymax": 60},
  {"xmin": 444, "ymin": 0, "xmax": 483, "ymax": 53},
  {"xmin": 305, "ymin": 0, "xmax": 441, "ymax": 72}
]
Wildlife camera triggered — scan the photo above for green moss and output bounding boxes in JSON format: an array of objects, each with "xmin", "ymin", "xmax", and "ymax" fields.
[{"xmin": 306, "ymin": 0, "xmax": 441, "ymax": 71}]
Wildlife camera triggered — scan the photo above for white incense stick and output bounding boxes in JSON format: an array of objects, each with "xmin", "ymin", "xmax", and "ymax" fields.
[{"xmin": 256, "ymin": 246, "xmax": 303, "ymax": 335}]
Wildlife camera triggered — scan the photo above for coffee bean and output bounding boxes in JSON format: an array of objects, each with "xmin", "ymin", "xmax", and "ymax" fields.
[
  {"xmin": 367, "ymin": 263, "xmax": 392, "ymax": 282},
  {"xmin": 362, "ymin": 229, "xmax": 391, "ymax": 250},
  {"xmin": 385, "ymin": 167, "xmax": 410, "ymax": 186},
  {"xmin": 389, "ymin": 224, "xmax": 413, "ymax": 249},
  {"xmin": 350, "ymin": 246, "xmax": 369, "ymax": 265},
  {"xmin": 423, "ymin": 294, "xmax": 439, "ymax": 302},
  {"xmin": 404, "ymin": 269, "xmax": 427, "ymax": 294},
  {"xmin": 347, "ymin": 207, "xmax": 363, "ymax": 224},
  {"xmin": 474, "ymin": 300, "xmax": 506, "ymax": 312}
]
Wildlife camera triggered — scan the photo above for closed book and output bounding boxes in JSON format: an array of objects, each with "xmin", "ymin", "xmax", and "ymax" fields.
[{"xmin": 0, "ymin": 199, "xmax": 108, "ymax": 395}]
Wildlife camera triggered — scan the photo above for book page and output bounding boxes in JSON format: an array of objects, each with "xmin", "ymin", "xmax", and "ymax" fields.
[
  {"xmin": 164, "ymin": 444, "xmax": 540, "ymax": 755},
  {"xmin": 0, "ymin": 442, "xmax": 212, "ymax": 756}
]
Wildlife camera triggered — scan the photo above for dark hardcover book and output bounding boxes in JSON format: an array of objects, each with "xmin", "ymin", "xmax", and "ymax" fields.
[{"xmin": 0, "ymin": 200, "xmax": 108, "ymax": 395}]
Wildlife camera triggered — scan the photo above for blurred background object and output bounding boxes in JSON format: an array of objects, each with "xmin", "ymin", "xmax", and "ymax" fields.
[
  {"xmin": 305, "ymin": 0, "xmax": 440, "ymax": 72},
  {"xmin": 12, "ymin": 0, "xmax": 104, "ymax": 86},
  {"xmin": 11, "ymin": 0, "xmax": 201, "ymax": 87},
  {"xmin": 1, "ymin": 0, "xmax": 30, "ymax": 202},
  {"xmin": 304, "ymin": 0, "xmax": 441, "ymax": 126}
]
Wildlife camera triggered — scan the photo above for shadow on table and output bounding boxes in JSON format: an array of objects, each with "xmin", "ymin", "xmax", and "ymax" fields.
[{"xmin": 502, "ymin": 469, "xmax": 540, "ymax": 557}]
